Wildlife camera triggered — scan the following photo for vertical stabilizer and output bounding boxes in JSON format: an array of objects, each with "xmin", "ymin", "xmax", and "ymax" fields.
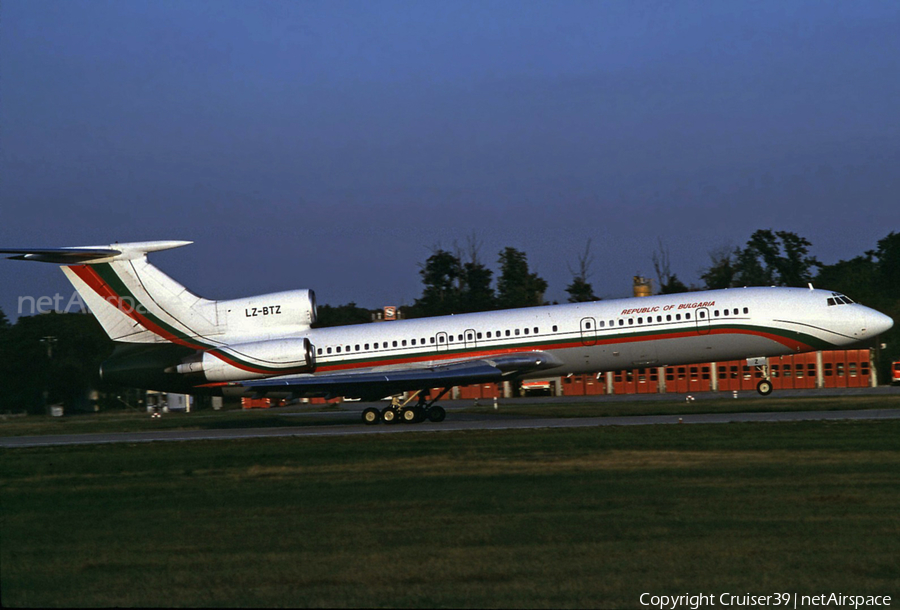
[{"xmin": 3, "ymin": 241, "xmax": 222, "ymax": 345}]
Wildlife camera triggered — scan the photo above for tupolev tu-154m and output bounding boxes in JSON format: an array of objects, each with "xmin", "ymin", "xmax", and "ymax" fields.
[{"xmin": 3, "ymin": 241, "xmax": 893, "ymax": 424}]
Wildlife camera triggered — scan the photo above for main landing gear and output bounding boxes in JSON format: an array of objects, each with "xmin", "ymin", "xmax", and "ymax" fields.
[{"xmin": 361, "ymin": 389, "xmax": 448, "ymax": 426}]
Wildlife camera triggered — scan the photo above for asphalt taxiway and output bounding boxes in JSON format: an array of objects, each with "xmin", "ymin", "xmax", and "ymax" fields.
[{"xmin": 2, "ymin": 400, "xmax": 899, "ymax": 448}]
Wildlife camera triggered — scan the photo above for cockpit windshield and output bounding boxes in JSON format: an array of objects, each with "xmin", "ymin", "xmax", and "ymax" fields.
[{"xmin": 827, "ymin": 293, "xmax": 855, "ymax": 306}]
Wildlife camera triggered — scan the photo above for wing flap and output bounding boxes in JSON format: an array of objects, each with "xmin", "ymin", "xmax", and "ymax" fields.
[{"xmin": 241, "ymin": 351, "xmax": 563, "ymax": 400}]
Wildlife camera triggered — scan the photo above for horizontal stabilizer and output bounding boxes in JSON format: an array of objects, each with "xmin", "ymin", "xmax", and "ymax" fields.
[{"xmin": 0, "ymin": 241, "xmax": 192, "ymax": 265}]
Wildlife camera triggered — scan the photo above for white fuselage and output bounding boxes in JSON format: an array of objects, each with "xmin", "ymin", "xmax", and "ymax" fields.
[{"xmin": 295, "ymin": 287, "xmax": 890, "ymax": 380}]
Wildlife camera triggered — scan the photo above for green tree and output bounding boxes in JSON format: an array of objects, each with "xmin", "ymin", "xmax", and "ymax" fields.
[
  {"xmin": 411, "ymin": 249, "xmax": 462, "ymax": 317},
  {"xmin": 0, "ymin": 312, "xmax": 114, "ymax": 414},
  {"xmin": 702, "ymin": 230, "xmax": 820, "ymax": 288},
  {"xmin": 459, "ymin": 260, "xmax": 495, "ymax": 312},
  {"xmin": 456, "ymin": 236, "xmax": 496, "ymax": 313},
  {"xmin": 496, "ymin": 247, "xmax": 547, "ymax": 309},
  {"xmin": 0, "ymin": 307, "xmax": 9, "ymax": 331},
  {"xmin": 701, "ymin": 246, "xmax": 738, "ymax": 290},
  {"xmin": 566, "ymin": 240, "xmax": 598, "ymax": 303},
  {"xmin": 313, "ymin": 303, "xmax": 373, "ymax": 327}
]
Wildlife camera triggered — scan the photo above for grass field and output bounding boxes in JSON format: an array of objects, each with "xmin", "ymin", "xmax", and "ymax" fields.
[{"xmin": 2, "ymin": 416, "xmax": 899, "ymax": 607}]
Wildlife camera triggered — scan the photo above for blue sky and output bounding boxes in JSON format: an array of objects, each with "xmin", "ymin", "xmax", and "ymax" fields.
[{"xmin": 2, "ymin": 0, "xmax": 898, "ymax": 320}]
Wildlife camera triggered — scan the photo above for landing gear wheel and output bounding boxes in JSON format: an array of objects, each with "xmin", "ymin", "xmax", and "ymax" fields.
[
  {"xmin": 362, "ymin": 407, "xmax": 381, "ymax": 425},
  {"xmin": 381, "ymin": 407, "xmax": 399, "ymax": 424},
  {"xmin": 756, "ymin": 379, "xmax": 773, "ymax": 396},
  {"xmin": 401, "ymin": 408, "xmax": 417, "ymax": 423},
  {"xmin": 427, "ymin": 405, "xmax": 446, "ymax": 422}
]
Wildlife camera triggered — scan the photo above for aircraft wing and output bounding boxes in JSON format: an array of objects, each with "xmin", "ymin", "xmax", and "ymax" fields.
[{"xmin": 240, "ymin": 351, "xmax": 564, "ymax": 401}]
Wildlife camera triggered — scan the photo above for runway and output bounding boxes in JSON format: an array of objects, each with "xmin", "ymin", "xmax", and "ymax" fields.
[{"xmin": 3, "ymin": 406, "xmax": 899, "ymax": 448}]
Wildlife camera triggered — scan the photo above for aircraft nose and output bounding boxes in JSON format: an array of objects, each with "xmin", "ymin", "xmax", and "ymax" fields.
[{"xmin": 862, "ymin": 308, "xmax": 894, "ymax": 337}]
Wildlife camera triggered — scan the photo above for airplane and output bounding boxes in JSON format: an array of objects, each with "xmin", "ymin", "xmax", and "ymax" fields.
[{"xmin": 3, "ymin": 240, "xmax": 894, "ymax": 424}]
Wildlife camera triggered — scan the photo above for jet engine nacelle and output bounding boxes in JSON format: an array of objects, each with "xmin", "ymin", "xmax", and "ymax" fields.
[
  {"xmin": 215, "ymin": 289, "xmax": 317, "ymax": 339},
  {"xmin": 176, "ymin": 337, "xmax": 316, "ymax": 382}
]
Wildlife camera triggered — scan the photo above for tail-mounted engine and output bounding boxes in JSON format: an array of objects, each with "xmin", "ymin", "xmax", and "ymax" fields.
[
  {"xmin": 176, "ymin": 337, "xmax": 316, "ymax": 382},
  {"xmin": 215, "ymin": 289, "xmax": 317, "ymax": 339}
]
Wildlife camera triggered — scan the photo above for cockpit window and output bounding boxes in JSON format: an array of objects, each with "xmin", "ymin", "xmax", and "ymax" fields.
[{"xmin": 828, "ymin": 293, "xmax": 855, "ymax": 306}]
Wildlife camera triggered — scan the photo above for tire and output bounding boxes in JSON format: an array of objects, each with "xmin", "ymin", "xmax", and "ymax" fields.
[
  {"xmin": 362, "ymin": 407, "xmax": 381, "ymax": 425},
  {"xmin": 381, "ymin": 407, "xmax": 398, "ymax": 424},
  {"xmin": 401, "ymin": 408, "xmax": 417, "ymax": 423},
  {"xmin": 427, "ymin": 405, "xmax": 446, "ymax": 422},
  {"xmin": 756, "ymin": 379, "xmax": 773, "ymax": 396}
]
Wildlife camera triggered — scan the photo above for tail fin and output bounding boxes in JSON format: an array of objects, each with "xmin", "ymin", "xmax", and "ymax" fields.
[{"xmin": 2, "ymin": 241, "xmax": 220, "ymax": 345}]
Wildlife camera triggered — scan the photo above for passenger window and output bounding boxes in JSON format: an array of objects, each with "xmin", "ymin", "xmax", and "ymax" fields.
[
  {"xmin": 676, "ymin": 314, "xmax": 681, "ymax": 321},
  {"xmin": 666, "ymin": 315, "xmax": 672, "ymax": 322},
  {"xmin": 686, "ymin": 313, "xmax": 691, "ymax": 320},
  {"xmin": 618, "ymin": 319, "xmax": 624, "ymax": 326},
  {"xmin": 524, "ymin": 328, "xmax": 529, "ymax": 335},
  {"xmin": 628, "ymin": 319, "xmax": 634, "ymax": 325},
  {"xmin": 355, "ymin": 345, "xmax": 360, "ymax": 351},
  {"xmin": 743, "ymin": 307, "xmax": 749, "ymax": 314},
  {"xmin": 458, "ymin": 334, "xmax": 463, "ymax": 341},
  {"xmin": 477, "ymin": 332, "xmax": 482, "ymax": 339},
  {"xmin": 411, "ymin": 339, "xmax": 416, "ymax": 346},
  {"xmin": 552, "ymin": 325, "xmax": 558, "ymax": 332},
  {"xmin": 327, "ymin": 347, "xmax": 332, "ymax": 354},
  {"xmin": 724, "ymin": 310, "xmax": 729, "ymax": 316},
  {"xmin": 364, "ymin": 344, "xmax": 369, "ymax": 350},
  {"xmin": 431, "ymin": 337, "xmax": 436, "ymax": 344},
  {"xmin": 638, "ymin": 317, "xmax": 643, "ymax": 324},
  {"xmin": 392, "ymin": 341, "xmax": 398, "ymax": 347},
  {"xmin": 438, "ymin": 336, "xmax": 444, "ymax": 343},
  {"xmin": 586, "ymin": 321, "xmax": 592, "ymax": 329},
  {"xmin": 599, "ymin": 321, "xmax": 605, "ymax": 328},
  {"xmin": 402, "ymin": 340, "xmax": 407, "ymax": 346},
  {"xmin": 317, "ymin": 348, "xmax": 323, "ymax": 355},
  {"xmin": 506, "ymin": 330, "xmax": 511, "ymax": 337},
  {"xmin": 534, "ymin": 327, "xmax": 539, "ymax": 333},
  {"xmin": 336, "ymin": 346, "xmax": 341, "ymax": 353},
  {"xmin": 733, "ymin": 308, "xmax": 739, "ymax": 315},
  {"xmin": 515, "ymin": 329, "xmax": 520, "ymax": 336},
  {"xmin": 699, "ymin": 311, "xmax": 705, "ymax": 318}
]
